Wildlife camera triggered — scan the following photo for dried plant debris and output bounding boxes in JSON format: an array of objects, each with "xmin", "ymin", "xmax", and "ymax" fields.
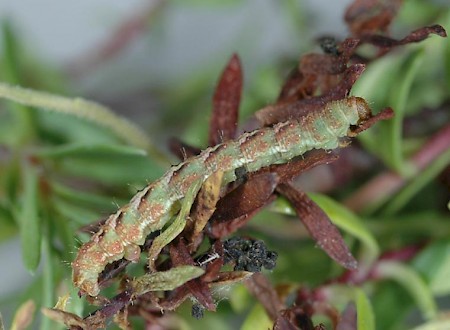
[{"xmin": 345, "ymin": 0, "xmax": 403, "ymax": 35}]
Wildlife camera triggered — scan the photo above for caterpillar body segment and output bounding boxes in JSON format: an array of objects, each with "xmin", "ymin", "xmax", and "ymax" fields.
[{"xmin": 72, "ymin": 96, "xmax": 372, "ymax": 296}]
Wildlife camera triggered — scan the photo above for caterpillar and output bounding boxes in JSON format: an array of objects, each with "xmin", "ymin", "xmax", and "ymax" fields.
[{"xmin": 72, "ymin": 96, "xmax": 373, "ymax": 297}]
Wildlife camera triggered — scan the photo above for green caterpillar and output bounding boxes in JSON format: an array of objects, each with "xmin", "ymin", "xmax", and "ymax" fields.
[{"xmin": 72, "ymin": 96, "xmax": 373, "ymax": 296}]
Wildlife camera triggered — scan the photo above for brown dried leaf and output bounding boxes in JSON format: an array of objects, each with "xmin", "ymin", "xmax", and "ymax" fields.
[
  {"xmin": 202, "ymin": 240, "xmax": 225, "ymax": 282},
  {"xmin": 299, "ymin": 38, "xmax": 359, "ymax": 76},
  {"xmin": 277, "ymin": 68, "xmax": 306, "ymax": 102},
  {"xmin": 273, "ymin": 307, "xmax": 315, "ymax": 330},
  {"xmin": 256, "ymin": 64, "xmax": 364, "ymax": 126},
  {"xmin": 42, "ymin": 308, "xmax": 86, "ymax": 329},
  {"xmin": 84, "ymin": 291, "xmax": 133, "ymax": 328},
  {"xmin": 244, "ymin": 273, "xmax": 284, "ymax": 320},
  {"xmin": 277, "ymin": 184, "xmax": 357, "ymax": 270},
  {"xmin": 209, "ymin": 200, "xmax": 275, "ymax": 239},
  {"xmin": 209, "ymin": 271, "xmax": 253, "ymax": 287},
  {"xmin": 299, "ymin": 54, "xmax": 348, "ymax": 76},
  {"xmin": 212, "ymin": 172, "xmax": 278, "ymax": 223},
  {"xmin": 351, "ymin": 107, "xmax": 394, "ymax": 134},
  {"xmin": 360, "ymin": 24, "xmax": 447, "ymax": 49},
  {"xmin": 209, "ymin": 53, "xmax": 243, "ymax": 145},
  {"xmin": 185, "ymin": 171, "xmax": 223, "ymax": 249},
  {"xmin": 266, "ymin": 150, "xmax": 339, "ymax": 184},
  {"xmin": 169, "ymin": 239, "xmax": 216, "ymax": 311},
  {"xmin": 345, "ymin": 0, "xmax": 403, "ymax": 36},
  {"xmin": 208, "ymin": 173, "xmax": 278, "ymax": 238}
]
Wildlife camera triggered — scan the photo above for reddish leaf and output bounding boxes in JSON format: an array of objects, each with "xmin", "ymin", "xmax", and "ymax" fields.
[
  {"xmin": 277, "ymin": 68, "xmax": 307, "ymax": 102},
  {"xmin": 336, "ymin": 303, "xmax": 357, "ymax": 330},
  {"xmin": 277, "ymin": 184, "xmax": 357, "ymax": 270},
  {"xmin": 209, "ymin": 199, "xmax": 275, "ymax": 239},
  {"xmin": 209, "ymin": 270, "xmax": 253, "ymax": 285},
  {"xmin": 360, "ymin": 24, "xmax": 447, "ymax": 49},
  {"xmin": 158, "ymin": 285, "xmax": 190, "ymax": 311},
  {"xmin": 202, "ymin": 241, "xmax": 225, "ymax": 282},
  {"xmin": 299, "ymin": 38, "xmax": 359, "ymax": 76},
  {"xmin": 345, "ymin": 0, "xmax": 403, "ymax": 36},
  {"xmin": 212, "ymin": 172, "xmax": 278, "ymax": 223},
  {"xmin": 351, "ymin": 107, "xmax": 394, "ymax": 134},
  {"xmin": 169, "ymin": 239, "xmax": 216, "ymax": 311},
  {"xmin": 273, "ymin": 307, "xmax": 315, "ymax": 330},
  {"xmin": 209, "ymin": 53, "xmax": 243, "ymax": 145},
  {"xmin": 208, "ymin": 172, "xmax": 278, "ymax": 238},
  {"xmin": 244, "ymin": 273, "xmax": 284, "ymax": 320},
  {"xmin": 256, "ymin": 64, "xmax": 364, "ymax": 126},
  {"xmin": 259, "ymin": 150, "xmax": 339, "ymax": 184}
]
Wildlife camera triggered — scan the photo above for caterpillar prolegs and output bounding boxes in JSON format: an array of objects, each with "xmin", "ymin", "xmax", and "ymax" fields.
[{"xmin": 72, "ymin": 96, "xmax": 373, "ymax": 297}]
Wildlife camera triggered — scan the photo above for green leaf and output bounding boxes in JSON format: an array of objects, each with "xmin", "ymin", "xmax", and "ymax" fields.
[
  {"xmin": 352, "ymin": 54, "xmax": 401, "ymax": 155},
  {"xmin": 385, "ymin": 49, "xmax": 425, "ymax": 173},
  {"xmin": 308, "ymin": 193, "xmax": 380, "ymax": 269},
  {"xmin": 40, "ymin": 234, "xmax": 58, "ymax": 330},
  {"xmin": 131, "ymin": 265, "xmax": 204, "ymax": 295},
  {"xmin": 0, "ymin": 202, "xmax": 17, "ymax": 242},
  {"xmin": 55, "ymin": 152, "xmax": 164, "ymax": 185},
  {"xmin": 413, "ymin": 239, "xmax": 450, "ymax": 296},
  {"xmin": 51, "ymin": 182, "xmax": 126, "ymax": 211},
  {"xmin": 376, "ymin": 260, "xmax": 437, "ymax": 320},
  {"xmin": 241, "ymin": 303, "xmax": 272, "ymax": 330},
  {"xmin": 412, "ymin": 319, "xmax": 450, "ymax": 330},
  {"xmin": 355, "ymin": 288, "xmax": 375, "ymax": 330},
  {"xmin": 1, "ymin": 19, "xmax": 21, "ymax": 84},
  {"xmin": 33, "ymin": 143, "xmax": 147, "ymax": 159},
  {"xmin": 0, "ymin": 82, "xmax": 168, "ymax": 164},
  {"xmin": 18, "ymin": 162, "xmax": 41, "ymax": 272},
  {"xmin": 383, "ymin": 147, "xmax": 450, "ymax": 215}
]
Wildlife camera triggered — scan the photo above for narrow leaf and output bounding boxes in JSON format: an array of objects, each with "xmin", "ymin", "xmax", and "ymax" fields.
[
  {"xmin": 308, "ymin": 193, "xmax": 379, "ymax": 269},
  {"xmin": 19, "ymin": 162, "xmax": 41, "ymax": 272},
  {"xmin": 209, "ymin": 53, "xmax": 242, "ymax": 145},
  {"xmin": 355, "ymin": 288, "xmax": 375, "ymax": 330},
  {"xmin": 0, "ymin": 82, "xmax": 166, "ymax": 162},
  {"xmin": 383, "ymin": 146, "xmax": 450, "ymax": 215},
  {"xmin": 386, "ymin": 49, "xmax": 425, "ymax": 173},
  {"xmin": 131, "ymin": 265, "xmax": 205, "ymax": 295},
  {"xmin": 257, "ymin": 64, "xmax": 364, "ymax": 126},
  {"xmin": 375, "ymin": 260, "xmax": 437, "ymax": 320},
  {"xmin": 244, "ymin": 273, "xmax": 284, "ymax": 320},
  {"xmin": 278, "ymin": 184, "xmax": 357, "ymax": 270},
  {"xmin": 170, "ymin": 239, "xmax": 216, "ymax": 311},
  {"xmin": 33, "ymin": 143, "xmax": 147, "ymax": 159},
  {"xmin": 413, "ymin": 239, "xmax": 450, "ymax": 296},
  {"xmin": 212, "ymin": 172, "xmax": 278, "ymax": 223}
]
